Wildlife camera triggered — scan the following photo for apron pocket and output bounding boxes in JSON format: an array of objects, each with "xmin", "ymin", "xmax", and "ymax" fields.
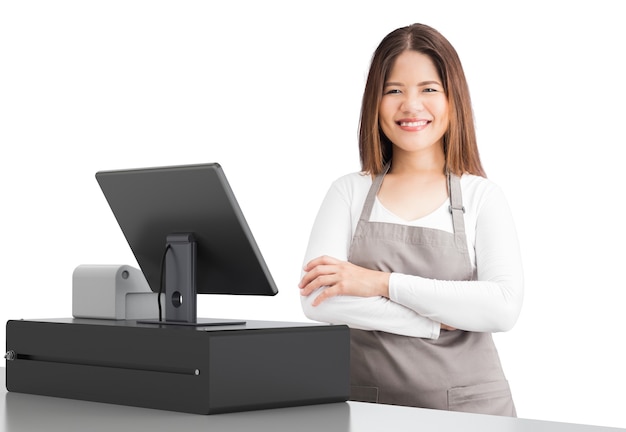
[
  {"xmin": 447, "ymin": 380, "xmax": 515, "ymax": 417},
  {"xmin": 350, "ymin": 385, "xmax": 379, "ymax": 403}
]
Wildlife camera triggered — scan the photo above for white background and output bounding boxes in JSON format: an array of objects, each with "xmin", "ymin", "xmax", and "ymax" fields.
[{"xmin": 1, "ymin": 0, "xmax": 625, "ymax": 428}]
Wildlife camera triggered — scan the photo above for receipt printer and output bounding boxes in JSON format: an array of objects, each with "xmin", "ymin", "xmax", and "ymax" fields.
[{"xmin": 72, "ymin": 264, "xmax": 162, "ymax": 320}]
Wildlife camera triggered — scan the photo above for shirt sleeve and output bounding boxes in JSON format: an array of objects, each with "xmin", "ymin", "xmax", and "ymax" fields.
[
  {"xmin": 388, "ymin": 184, "xmax": 524, "ymax": 332},
  {"xmin": 300, "ymin": 176, "xmax": 441, "ymax": 339}
]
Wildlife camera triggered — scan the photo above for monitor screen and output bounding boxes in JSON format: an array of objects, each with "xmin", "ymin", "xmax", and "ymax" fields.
[{"xmin": 95, "ymin": 162, "xmax": 278, "ymax": 325}]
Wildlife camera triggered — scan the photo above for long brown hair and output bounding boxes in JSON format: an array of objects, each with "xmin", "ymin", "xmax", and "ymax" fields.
[{"xmin": 358, "ymin": 23, "xmax": 486, "ymax": 177}]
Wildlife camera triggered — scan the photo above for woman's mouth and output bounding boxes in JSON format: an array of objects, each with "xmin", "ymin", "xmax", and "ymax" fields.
[{"xmin": 397, "ymin": 119, "xmax": 430, "ymax": 131}]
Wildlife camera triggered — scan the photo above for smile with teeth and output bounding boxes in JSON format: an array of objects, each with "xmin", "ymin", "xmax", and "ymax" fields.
[{"xmin": 398, "ymin": 120, "xmax": 429, "ymax": 127}]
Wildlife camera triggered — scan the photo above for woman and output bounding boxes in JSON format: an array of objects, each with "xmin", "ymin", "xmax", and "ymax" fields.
[{"xmin": 298, "ymin": 23, "xmax": 523, "ymax": 416}]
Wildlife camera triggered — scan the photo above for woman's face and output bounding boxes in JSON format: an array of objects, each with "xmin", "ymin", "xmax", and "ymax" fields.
[{"xmin": 379, "ymin": 50, "xmax": 449, "ymax": 157}]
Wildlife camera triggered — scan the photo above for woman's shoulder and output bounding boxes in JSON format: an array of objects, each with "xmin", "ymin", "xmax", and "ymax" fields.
[
  {"xmin": 320, "ymin": 171, "xmax": 372, "ymax": 211},
  {"xmin": 460, "ymin": 173, "xmax": 500, "ymax": 191},
  {"xmin": 460, "ymin": 174, "xmax": 509, "ymax": 211},
  {"xmin": 329, "ymin": 170, "xmax": 372, "ymax": 194}
]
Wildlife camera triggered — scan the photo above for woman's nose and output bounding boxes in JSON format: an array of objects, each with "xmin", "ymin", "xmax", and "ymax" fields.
[{"xmin": 401, "ymin": 92, "xmax": 424, "ymax": 113}]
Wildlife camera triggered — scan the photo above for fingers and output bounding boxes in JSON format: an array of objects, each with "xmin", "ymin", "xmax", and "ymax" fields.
[
  {"xmin": 298, "ymin": 255, "xmax": 358, "ymax": 305},
  {"xmin": 302, "ymin": 255, "xmax": 339, "ymax": 272},
  {"xmin": 299, "ymin": 264, "xmax": 336, "ymax": 295},
  {"xmin": 311, "ymin": 286, "xmax": 339, "ymax": 307},
  {"xmin": 299, "ymin": 255, "xmax": 340, "ymax": 292}
]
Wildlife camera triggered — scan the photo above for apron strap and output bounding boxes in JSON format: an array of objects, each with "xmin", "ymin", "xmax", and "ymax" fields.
[
  {"xmin": 359, "ymin": 164, "xmax": 469, "ymax": 251},
  {"xmin": 447, "ymin": 173, "xmax": 468, "ymax": 249},
  {"xmin": 358, "ymin": 163, "xmax": 390, "ymax": 222}
]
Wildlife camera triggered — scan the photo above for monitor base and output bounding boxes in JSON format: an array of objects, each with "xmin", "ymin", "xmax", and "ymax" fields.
[{"xmin": 137, "ymin": 317, "xmax": 246, "ymax": 327}]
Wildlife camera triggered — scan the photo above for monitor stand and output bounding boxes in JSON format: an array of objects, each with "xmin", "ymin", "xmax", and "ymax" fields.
[{"xmin": 138, "ymin": 233, "xmax": 245, "ymax": 327}]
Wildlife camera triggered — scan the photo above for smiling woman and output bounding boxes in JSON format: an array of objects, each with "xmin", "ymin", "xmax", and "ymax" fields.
[{"xmin": 299, "ymin": 23, "xmax": 523, "ymax": 417}]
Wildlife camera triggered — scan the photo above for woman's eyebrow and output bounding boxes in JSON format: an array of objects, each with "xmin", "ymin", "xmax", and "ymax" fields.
[
  {"xmin": 383, "ymin": 80, "xmax": 442, "ymax": 87},
  {"xmin": 417, "ymin": 80, "xmax": 443, "ymax": 86},
  {"xmin": 383, "ymin": 81, "xmax": 405, "ymax": 87}
]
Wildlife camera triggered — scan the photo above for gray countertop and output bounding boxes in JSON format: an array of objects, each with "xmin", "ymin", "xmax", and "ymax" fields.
[{"xmin": 2, "ymin": 368, "xmax": 623, "ymax": 432}]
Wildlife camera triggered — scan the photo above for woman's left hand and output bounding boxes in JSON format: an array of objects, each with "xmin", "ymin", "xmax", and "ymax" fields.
[{"xmin": 298, "ymin": 255, "xmax": 390, "ymax": 306}]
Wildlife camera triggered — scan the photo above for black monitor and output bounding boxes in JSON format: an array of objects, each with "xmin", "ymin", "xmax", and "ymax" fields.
[{"xmin": 95, "ymin": 163, "xmax": 278, "ymax": 326}]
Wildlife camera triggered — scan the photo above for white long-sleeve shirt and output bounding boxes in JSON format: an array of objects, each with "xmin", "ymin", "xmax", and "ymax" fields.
[{"xmin": 300, "ymin": 171, "xmax": 524, "ymax": 339}]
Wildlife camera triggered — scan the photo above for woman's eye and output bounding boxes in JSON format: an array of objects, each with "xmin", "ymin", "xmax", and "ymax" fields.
[
  {"xmin": 384, "ymin": 89, "xmax": 401, "ymax": 95},
  {"xmin": 423, "ymin": 88, "xmax": 438, "ymax": 93}
]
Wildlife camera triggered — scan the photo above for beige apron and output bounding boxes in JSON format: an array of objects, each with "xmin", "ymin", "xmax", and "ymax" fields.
[{"xmin": 348, "ymin": 165, "xmax": 516, "ymax": 416}]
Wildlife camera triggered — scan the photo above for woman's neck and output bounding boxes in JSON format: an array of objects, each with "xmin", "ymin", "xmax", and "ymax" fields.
[{"xmin": 389, "ymin": 145, "xmax": 445, "ymax": 177}]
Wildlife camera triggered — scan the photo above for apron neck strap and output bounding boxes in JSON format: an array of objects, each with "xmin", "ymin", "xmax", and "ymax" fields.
[
  {"xmin": 447, "ymin": 172, "xmax": 467, "ymax": 238},
  {"xmin": 359, "ymin": 163, "xmax": 390, "ymax": 221},
  {"xmin": 359, "ymin": 164, "xmax": 467, "ymax": 238}
]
